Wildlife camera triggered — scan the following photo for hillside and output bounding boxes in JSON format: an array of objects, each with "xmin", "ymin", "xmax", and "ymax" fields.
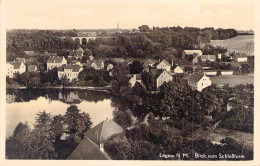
[{"xmin": 210, "ymin": 35, "xmax": 254, "ymax": 56}]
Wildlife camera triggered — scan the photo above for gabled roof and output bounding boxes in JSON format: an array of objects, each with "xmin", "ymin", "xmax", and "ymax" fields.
[
  {"xmin": 91, "ymin": 60, "xmax": 104, "ymax": 68},
  {"xmin": 185, "ymin": 73, "xmax": 205, "ymax": 82},
  {"xmin": 10, "ymin": 62, "xmax": 23, "ymax": 69},
  {"xmin": 84, "ymin": 119, "xmax": 124, "ymax": 145},
  {"xmin": 150, "ymin": 69, "xmax": 170, "ymax": 80},
  {"xmin": 58, "ymin": 64, "xmax": 82, "ymax": 72},
  {"xmin": 156, "ymin": 60, "xmax": 171, "ymax": 67},
  {"xmin": 67, "ymin": 137, "xmax": 111, "ymax": 160},
  {"xmin": 27, "ymin": 65, "xmax": 37, "ymax": 72},
  {"xmin": 47, "ymin": 56, "xmax": 64, "ymax": 63}
]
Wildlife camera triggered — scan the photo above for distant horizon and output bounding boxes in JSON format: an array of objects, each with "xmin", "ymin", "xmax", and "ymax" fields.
[{"xmin": 4, "ymin": 0, "xmax": 254, "ymax": 31}]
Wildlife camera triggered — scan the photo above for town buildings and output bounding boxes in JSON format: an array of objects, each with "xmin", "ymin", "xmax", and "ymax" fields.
[
  {"xmin": 233, "ymin": 53, "xmax": 248, "ymax": 62},
  {"xmin": 203, "ymin": 70, "xmax": 218, "ymax": 76},
  {"xmin": 185, "ymin": 74, "xmax": 211, "ymax": 92},
  {"xmin": 182, "ymin": 50, "xmax": 203, "ymax": 59},
  {"xmin": 58, "ymin": 64, "xmax": 83, "ymax": 82},
  {"xmin": 47, "ymin": 56, "xmax": 67, "ymax": 70},
  {"xmin": 6, "ymin": 62, "xmax": 26, "ymax": 78},
  {"xmin": 155, "ymin": 60, "xmax": 171, "ymax": 72},
  {"xmin": 173, "ymin": 65, "xmax": 184, "ymax": 74},
  {"xmin": 88, "ymin": 60, "xmax": 105, "ymax": 70},
  {"xmin": 129, "ymin": 74, "xmax": 142, "ymax": 87},
  {"xmin": 67, "ymin": 119, "xmax": 124, "ymax": 160},
  {"xmin": 150, "ymin": 69, "xmax": 173, "ymax": 89},
  {"xmin": 201, "ymin": 55, "xmax": 216, "ymax": 62}
]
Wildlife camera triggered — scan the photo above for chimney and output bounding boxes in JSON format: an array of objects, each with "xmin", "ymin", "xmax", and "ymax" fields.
[
  {"xmin": 100, "ymin": 143, "xmax": 104, "ymax": 152},
  {"xmin": 172, "ymin": 59, "xmax": 174, "ymax": 66}
]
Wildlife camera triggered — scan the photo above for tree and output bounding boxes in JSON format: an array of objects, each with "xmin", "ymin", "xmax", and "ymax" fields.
[
  {"xmin": 65, "ymin": 105, "xmax": 93, "ymax": 143},
  {"xmin": 50, "ymin": 115, "xmax": 65, "ymax": 141},
  {"xmin": 129, "ymin": 61, "xmax": 144, "ymax": 74},
  {"xmin": 113, "ymin": 109, "xmax": 134, "ymax": 129},
  {"xmin": 138, "ymin": 25, "xmax": 151, "ymax": 32}
]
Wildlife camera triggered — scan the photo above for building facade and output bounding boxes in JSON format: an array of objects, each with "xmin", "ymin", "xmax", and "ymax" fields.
[
  {"xmin": 58, "ymin": 64, "xmax": 83, "ymax": 82},
  {"xmin": 186, "ymin": 74, "xmax": 211, "ymax": 92},
  {"xmin": 156, "ymin": 60, "xmax": 171, "ymax": 72},
  {"xmin": 47, "ymin": 56, "xmax": 67, "ymax": 70}
]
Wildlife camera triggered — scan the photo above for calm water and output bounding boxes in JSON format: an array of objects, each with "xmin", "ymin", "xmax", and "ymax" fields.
[{"xmin": 6, "ymin": 89, "xmax": 121, "ymax": 138}]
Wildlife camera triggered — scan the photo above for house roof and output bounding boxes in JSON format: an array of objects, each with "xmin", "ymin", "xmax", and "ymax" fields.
[
  {"xmin": 84, "ymin": 119, "xmax": 124, "ymax": 145},
  {"xmin": 183, "ymin": 50, "xmax": 202, "ymax": 54},
  {"xmin": 67, "ymin": 137, "xmax": 111, "ymax": 160},
  {"xmin": 234, "ymin": 53, "xmax": 247, "ymax": 58},
  {"xmin": 58, "ymin": 64, "xmax": 81, "ymax": 72},
  {"xmin": 90, "ymin": 60, "xmax": 104, "ymax": 68},
  {"xmin": 201, "ymin": 55, "xmax": 216, "ymax": 60},
  {"xmin": 150, "ymin": 69, "xmax": 167, "ymax": 80},
  {"xmin": 10, "ymin": 62, "xmax": 23, "ymax": 69},
  {"xmin": 156, "ymin": 60, "xmax": 171, "ymax": 67},
  {"xmin": 16, "ymin": 58, "xmax": 25, "ymax": 63},
  {"xmin": 28, "ymin": 65, "xmax": 37, "ymax": 72},
  {"xmin": 47, "ymin": 56, "xmax": 64, "ymax": 63},
  {"xmin": 185, "ymin": 73, "xmax": 205, "ymax": 82}
]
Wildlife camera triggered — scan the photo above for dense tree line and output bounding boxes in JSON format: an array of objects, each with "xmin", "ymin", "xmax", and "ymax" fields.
[{"xmin": 6, "ymin": 105, "xmax": 92, "ymax": 159}]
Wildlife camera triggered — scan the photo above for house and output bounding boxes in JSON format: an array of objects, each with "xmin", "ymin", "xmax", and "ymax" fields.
[
  {"xmin": 221, "ymin": 70, "xmax": 233, "ymax": 75},
  {"xmin": 155, "ymin": 60, "xmax": 171, "ymax": 72},
  {"xmin": 16, "ymin": 57, "xmax": 26, "ymax": 63},
  {"xmin": 150, "ymin": 69, "xmax": 173, "ymax": 89},
  {"xmin": 218, "ymin": 54, "xmax": 222, "ymax": 60},
  {"xmin": 6, "ymin": 62, "xmax": 26, "ymax": 78},
  {"xmin": 76, "ymin": 47, "xmax": 84, "ymax": 57},
  {"xmin": 129, "ymin": 74, "xmax": 142, "ymax": 87},
  {"xmin": 24, "ymin": 51, "xmax": 34, "ymax": 56},
  {"xmin": 201, "ymin": 55, "xmax": 216, "ymax": 62},
  {"xmin": 89, "ymin": 60, "xmax": 105, "ymax": 70},
  {"xmin": 233, "ymin": 53, "xmax": 248, "ymax": 62},
  {"xmin": 173, "ymin": 66, "xmax": 184, "ymax": 74},
  {"xmin": 6, "ymin": 93, "xmax": 16, "ymax": 104},
  {"xmin": 185, "ymin": 74, "xmax": 211, "ymax": 92},
  {"xmin": 203, "ymin": 70, "xmax": 218, "ymax": 76},
  {"xmin": 67, "ymin": 119, "xmax": 124, "ymax": 160},
  {"xmin": 27, "ymin": 65, "xmax": 37, "ymax": 72},
  {"xmin": 106, "ymin": 63, "xmax": 114, "ymax": 71},
  {"xmin": 182, "ymin": 50, "xmax": 203, "ymax": 59},
  {"xmin": 6, "ymin": 63, "xmax": 14, "ymax": 78},
  {"xmin": 47, "ymin": 56, "xmax": 67, "ymax": 70},
  {"xmin": 58, "ymin": 64, "xmax": 83, "ymax": 82}
]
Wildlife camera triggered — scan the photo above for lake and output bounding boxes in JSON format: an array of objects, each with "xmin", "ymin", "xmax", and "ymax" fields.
[{"xmin": 6, "ymin": 89, "xmax": 125, "ymax": 138}]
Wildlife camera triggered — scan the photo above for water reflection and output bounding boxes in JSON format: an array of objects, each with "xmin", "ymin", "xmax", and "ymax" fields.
[
  {"xmin": 6, "ymin": 89, "xmax": 151, "ymax": 138},
  {"xmin": 6, "ymin": 89, "xmax": 114, "ymax": 138}
]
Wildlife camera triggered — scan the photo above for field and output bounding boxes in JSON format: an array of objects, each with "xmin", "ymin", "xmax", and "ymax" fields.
[
  {"xmin": 210, "ymin": 35, "xmax": 254, "ymax": 56},
  {"xmin": 210, "ymin": 75, "xmax": 254, "ymax": 87}
]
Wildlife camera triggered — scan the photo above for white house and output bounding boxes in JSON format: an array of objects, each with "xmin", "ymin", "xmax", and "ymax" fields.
[
  {"xmin": 155, "ymin": 60, "xmax": 171, "ymax": 72},
  {"xmin": 106, "ymin": 63, "xmax": 114, "ymax": 71},
  {"xmin": 89, "ymin": 60, "xmax": 105, "ymax": 70},
  {"xmin": 203, "ymin": 70, "xmax": 218, "ymax": 76},
  {"xmin": 6, "ymin": 63, "xmax": 14, "ymax": 78},
  {"xmin": 58, "ymin": 64, "xmax": 83, "ymax": 82},
  {"xmin": 47, "ymin": 56, "xmax": 67, "ymax": 70},
  {"xmin": 173, "ymin": 66, "xmax": 184, "ymax": 74},
  {"xmin": 182, "ymin": 50, "xmax": 203, "ymax": 58},
  {"xmin": 6, "ymin": 62, "xmax": 26, "ymax": 78},
  {"xmin": 185, "ymin": 74, "xmax": 211, "ymax": 92},
  {"xmin": 221, "ymin": 70, "xmax": 233, "ymax": 75},
  {"xmin": 129, "ymin": 74, "xmax": 142, "ymax": 87},
  {"xmin": 233, "ymin": 53, "xmax": 247, "ymax": 62},
  {"xmin": 150, "ymin": 69, "xmax": 173, "ymax": 89}
]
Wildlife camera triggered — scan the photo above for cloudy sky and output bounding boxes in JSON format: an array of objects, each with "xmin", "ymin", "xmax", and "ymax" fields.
[{"xmin": 3, "ymin": 0, "xmax": 255, "ymax": 30}]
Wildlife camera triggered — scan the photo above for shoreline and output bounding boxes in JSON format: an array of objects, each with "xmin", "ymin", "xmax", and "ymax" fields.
[{"xmin": 7, "ymin": 85, "xmax": 112, "ymax": 93}]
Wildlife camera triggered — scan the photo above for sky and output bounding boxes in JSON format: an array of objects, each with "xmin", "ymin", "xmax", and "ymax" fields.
[{"xmin": 3, "ymin": 0, "xmax": 255, "ymax": 30}]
